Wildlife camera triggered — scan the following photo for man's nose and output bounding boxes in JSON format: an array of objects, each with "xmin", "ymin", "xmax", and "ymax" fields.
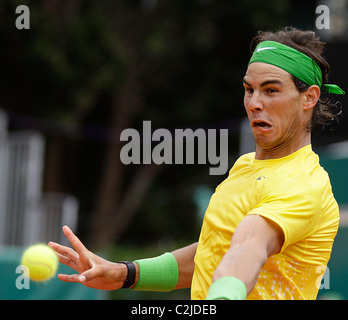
[{"xmin": 248, "ymin": 92, "xmax": 264, "ymax": 111}]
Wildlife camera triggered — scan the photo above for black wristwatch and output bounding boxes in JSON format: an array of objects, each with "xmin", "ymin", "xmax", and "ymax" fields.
[{"xmin": 117, "ymin": 261, "xmax": 136, "ymax": 288}]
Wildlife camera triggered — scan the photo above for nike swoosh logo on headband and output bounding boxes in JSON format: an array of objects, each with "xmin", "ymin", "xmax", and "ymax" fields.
[{"xmin": 257, "ymin": 46, "xmax": 276, "ymax": 52}]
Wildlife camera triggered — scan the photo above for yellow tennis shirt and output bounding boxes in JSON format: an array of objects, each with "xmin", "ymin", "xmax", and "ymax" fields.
[{"xmin": 191, "ymin": 145, "xmax": 339, "ymax": 300}]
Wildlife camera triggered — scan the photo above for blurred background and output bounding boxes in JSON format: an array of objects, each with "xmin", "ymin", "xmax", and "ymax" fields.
[{"xmin": 0, "ymin": 0, "xmax": 347, "ymax": 300}]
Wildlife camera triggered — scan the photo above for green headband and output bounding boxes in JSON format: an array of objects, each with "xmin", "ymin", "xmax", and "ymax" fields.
[{"xmin": 249, "ymin": 41, "xmax": 345, "ymax": 95}]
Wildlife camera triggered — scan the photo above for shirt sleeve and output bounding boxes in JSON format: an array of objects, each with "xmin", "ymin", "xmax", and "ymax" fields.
[{"xmin": 246, "ymin": 176, "xmax": 322, "ymax": 252}]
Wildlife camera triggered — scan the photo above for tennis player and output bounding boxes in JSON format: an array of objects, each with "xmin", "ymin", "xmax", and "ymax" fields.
[{"xmin": 48, "ymin": 28, "xmax": 345, "ymax": 300}]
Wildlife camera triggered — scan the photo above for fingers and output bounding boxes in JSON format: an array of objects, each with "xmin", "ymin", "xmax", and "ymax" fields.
[
  {"xmin": 80, "ymin": 265, "xmax": 104, "ymax": 282},
  {"xmin": 58, "ymin": 273, "xmax": 84, "ymax": 283},
  {"xmin": 48, "ymin": 241, "xmax": 78, "ymax": 261},
  {"xmin": 50, "ymin": 226, "xmax": 110, "ymax": 285},
  {"xmin": 48, "ymin": 241, "xmax": 77, "ymax": 271},
  {"xmin": 58, "ymin": 266, "xmax": 103, "ymax": 284},
  {"xmin": 62, "ymin": 225, "xmax": 88, "ymax": 255},
  {"xmin": 48, "ymin": 225, "xmax": 88, "ymax": 263}
]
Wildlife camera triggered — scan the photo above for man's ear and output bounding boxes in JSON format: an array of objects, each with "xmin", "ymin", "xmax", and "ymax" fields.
[{"xmin": 303, "ymin": 85, "xmax": 321, "ymax": 110}]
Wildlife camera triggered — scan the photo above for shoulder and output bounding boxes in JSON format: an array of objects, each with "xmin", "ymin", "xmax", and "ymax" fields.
[
  {"xmin": 255, "ymin": 150, "xmax": 330, "ymax": 225},
  {"xmin": 228, "ymin": 152, "xmax": 255, "ymax": 175},
  {"xmin": 266, "ymin": 148, "xmax": 329, "ymax": 195}
]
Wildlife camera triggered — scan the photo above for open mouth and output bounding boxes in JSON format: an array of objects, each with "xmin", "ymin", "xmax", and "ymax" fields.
[{"xmin": 252, "ymin": 120, "xmax": 272, "ymax": 129}]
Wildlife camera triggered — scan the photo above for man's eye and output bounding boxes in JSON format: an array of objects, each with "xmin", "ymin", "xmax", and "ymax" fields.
[{"xmin": 266, "ymin": 88, "xmax": 278, "ymax": 93}]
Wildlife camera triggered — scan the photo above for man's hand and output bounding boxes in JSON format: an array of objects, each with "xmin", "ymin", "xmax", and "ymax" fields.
[{"xmin": 48, "ymin": 225, "xmax": 136, "ymax": 290}]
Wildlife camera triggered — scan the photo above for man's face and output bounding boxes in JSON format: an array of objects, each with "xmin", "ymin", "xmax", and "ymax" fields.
[{"xmin": 243, "ymin": 62, "xmax": 309, "ymax": 158}]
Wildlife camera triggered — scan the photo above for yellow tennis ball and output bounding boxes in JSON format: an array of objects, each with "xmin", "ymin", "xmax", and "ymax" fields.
[{"xmin": 21, "ymin": 244, "xmax": 58, "ymax": 281}]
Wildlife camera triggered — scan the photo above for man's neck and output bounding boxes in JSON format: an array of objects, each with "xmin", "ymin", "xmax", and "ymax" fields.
[{"xmin": 255, "ymin": 135, "xmax": 311, "ymax": 160}]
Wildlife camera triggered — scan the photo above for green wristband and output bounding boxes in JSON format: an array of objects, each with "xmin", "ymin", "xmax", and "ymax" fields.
[
  {"xmin": 206, "ymin": 276, "xmax": 247, "ymax": 300},
  {"xmin": 131, "ymin": 252, "xmax": 179, "ymax": 292}
]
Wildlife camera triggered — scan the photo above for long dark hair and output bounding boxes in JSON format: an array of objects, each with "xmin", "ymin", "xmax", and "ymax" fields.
[{"xmin": 251, "ymin": 27, "xmax": 342, "ymax": 134}]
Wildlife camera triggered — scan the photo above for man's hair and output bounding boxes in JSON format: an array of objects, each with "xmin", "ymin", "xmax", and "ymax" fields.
[{"xmin": 251, "ymin": 27, "xmax": 342, "ymax": 134}]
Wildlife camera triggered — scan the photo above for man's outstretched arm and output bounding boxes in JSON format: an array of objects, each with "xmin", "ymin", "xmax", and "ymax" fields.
[
  {"xmin": 207, "ymin": 214, "xmax": 284, "ymax": 299},
  {"xmin": 172, "ymin": 242, "xmax": 197, "ymax": 289},
  {"xmin": 48, "ymin": 225, "xmax": 197, "ymax": 291}
]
